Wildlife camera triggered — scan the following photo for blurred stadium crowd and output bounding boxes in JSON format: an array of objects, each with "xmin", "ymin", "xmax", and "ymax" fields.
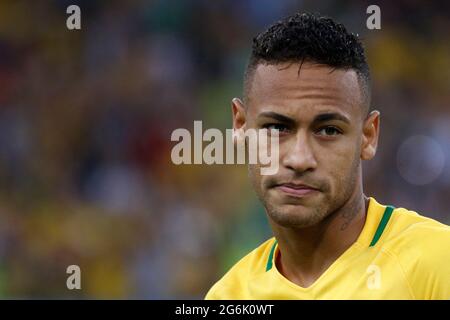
[{"xmin": 0, "ymin": 0, "xmax": 448, "ymax": 298}]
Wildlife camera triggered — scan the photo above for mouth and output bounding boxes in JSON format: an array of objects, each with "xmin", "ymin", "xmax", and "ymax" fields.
[{"xmin": 274, "ymin": 183, "xmax": 320, "ymax": 198}]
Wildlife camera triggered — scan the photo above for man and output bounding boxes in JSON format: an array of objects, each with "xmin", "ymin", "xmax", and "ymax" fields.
[{"xmin": 205, "ymin": 12, "xmax": 449, "ymax": 299}]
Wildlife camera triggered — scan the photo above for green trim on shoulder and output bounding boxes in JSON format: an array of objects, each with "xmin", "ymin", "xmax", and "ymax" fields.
[
  {"xmin": 266, "ymin": 240, "xmax": 278, "ymax": 271},
  {"xmin": 369, "ymin": 205, "xmax": 395, "ymax": 247}
]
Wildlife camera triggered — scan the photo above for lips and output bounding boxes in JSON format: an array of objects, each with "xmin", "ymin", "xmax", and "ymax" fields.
[{"xmin": 275, "ymin": 183, "xmax": 319, "ymax": 197}]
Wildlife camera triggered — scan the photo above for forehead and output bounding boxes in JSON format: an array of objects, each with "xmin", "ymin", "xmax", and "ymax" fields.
[{"xmin": 247, "ymin": 62, "xmax": 363, "ymax": 120}]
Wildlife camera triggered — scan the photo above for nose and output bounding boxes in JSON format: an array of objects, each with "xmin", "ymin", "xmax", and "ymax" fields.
[{"xmin": 282, "ymin": 131, "xmax": 318, "ymax": 173}]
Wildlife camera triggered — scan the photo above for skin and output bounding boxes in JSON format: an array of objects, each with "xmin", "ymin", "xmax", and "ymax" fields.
[{"xmin": 232, "ymin": 61, "xmax": 380, "ymax": 288}]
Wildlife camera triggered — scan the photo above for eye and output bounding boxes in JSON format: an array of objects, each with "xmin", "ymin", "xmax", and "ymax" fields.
[
  {"xmin": 263, "ymin": 123, "xmax": 289, "ymax": 133},
  {"xmin": 317, "ymin": 126, "xmax": 342, "ymax": 136}
]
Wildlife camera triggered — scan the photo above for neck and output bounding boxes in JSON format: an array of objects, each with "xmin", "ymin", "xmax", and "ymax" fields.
[{"xmin": 270, "ymin": 183, "xmax": 369, "ymax": 288}]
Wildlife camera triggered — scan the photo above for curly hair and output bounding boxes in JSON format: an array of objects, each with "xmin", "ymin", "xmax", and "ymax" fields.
[{"xmin": 244, "ymin": 12, "xmax": 371, "ymax": 112}]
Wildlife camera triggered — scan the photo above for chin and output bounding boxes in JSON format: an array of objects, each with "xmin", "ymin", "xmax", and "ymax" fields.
[{"xmin": 266, "ymin": 204, "xmax": 326, "ymax": 229}]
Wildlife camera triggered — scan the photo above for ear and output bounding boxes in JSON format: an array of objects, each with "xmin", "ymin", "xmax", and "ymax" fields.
[
  {"xmin": 361, "ymin": 110, "xmax": 380, "ymax": 160},
  {"xmin": 232, "ymin": 98, "xmax": 246, "ymax": 131}
]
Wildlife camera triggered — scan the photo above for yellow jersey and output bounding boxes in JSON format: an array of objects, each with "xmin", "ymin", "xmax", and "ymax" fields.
[{"xmin": 205, "ymin": 197, "xmax": 450, "ymax": 299}]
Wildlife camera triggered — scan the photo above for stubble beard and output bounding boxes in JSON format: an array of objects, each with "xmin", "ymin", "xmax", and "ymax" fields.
[{"xmin": 250, "ymin": 157, "xmax": 361, "ymax": 230}]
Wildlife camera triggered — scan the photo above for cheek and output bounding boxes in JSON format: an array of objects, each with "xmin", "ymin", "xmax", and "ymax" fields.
[{"xmin": 319, "ymin": 142, "xmax": 358, "ymax": 188}]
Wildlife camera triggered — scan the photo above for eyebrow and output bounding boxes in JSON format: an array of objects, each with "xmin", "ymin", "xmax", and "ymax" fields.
[
  {"xmin": 258, "ymin": 112, "xmax": 296, "ymax": 124},
  {"xmin": 258, "ymin": 111, "xmax": 351, "ymax": 125},
  {"xmin": 313, "ymin": 112, "xmax": 351, "ymax": 125}
]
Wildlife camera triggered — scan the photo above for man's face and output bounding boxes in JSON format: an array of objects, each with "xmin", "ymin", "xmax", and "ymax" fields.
[{"xmin": 233, "ymin": 62, "xmax": 378, "ymax": 228}]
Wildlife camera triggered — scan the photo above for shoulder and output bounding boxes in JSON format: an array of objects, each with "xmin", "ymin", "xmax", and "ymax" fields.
[
  {"xmin": 383, "ymin": 206, "xmax": 450, "ymax": 299},
  {"xmin": 386, "ymin": 206, "xmax": 450, "ymax": 251},
  {"xmin": 205, "ymin": 237, "xmax": 276, "ymax": 300}
]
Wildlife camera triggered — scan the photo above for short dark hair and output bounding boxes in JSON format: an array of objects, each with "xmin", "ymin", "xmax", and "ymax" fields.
[{"xmin": 244, "ymin": 12, "xmax": 371, "ymax": 113}]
